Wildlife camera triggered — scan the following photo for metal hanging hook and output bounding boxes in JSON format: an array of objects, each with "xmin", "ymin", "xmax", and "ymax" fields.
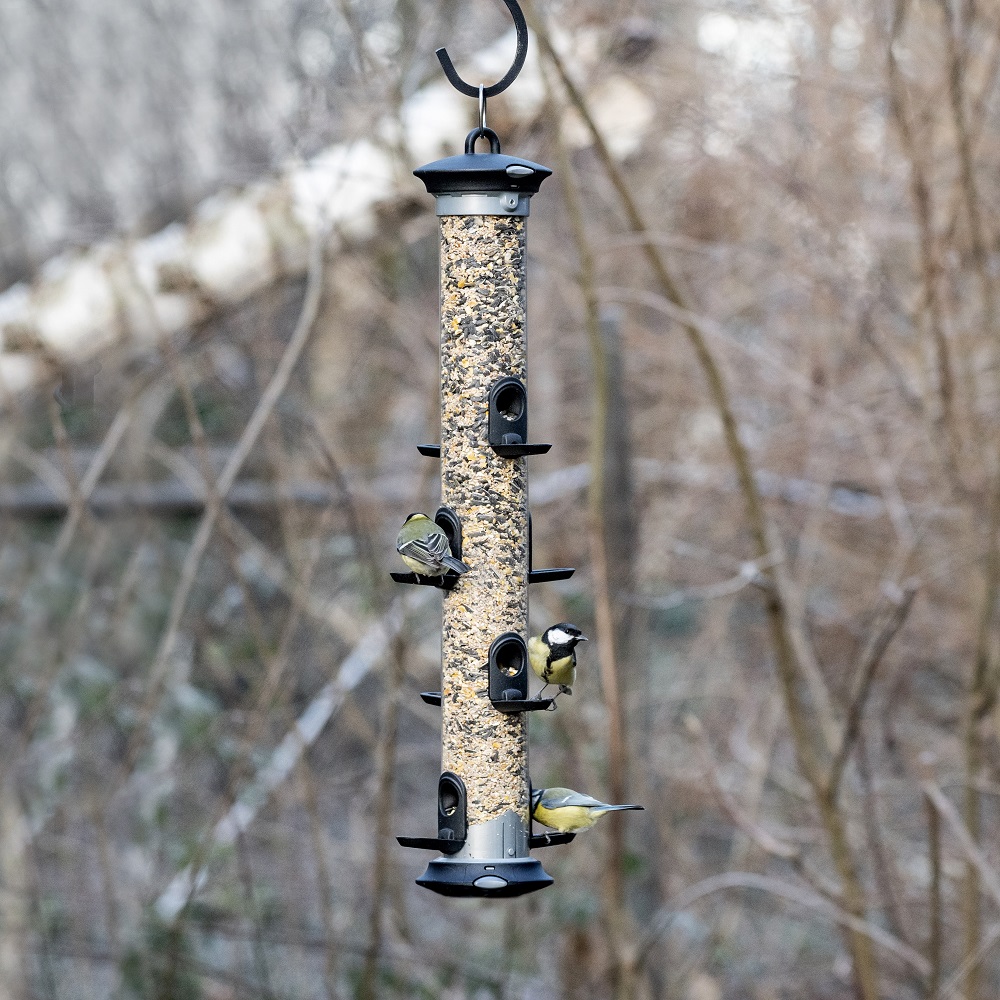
[
  {"xmin": 435, "ymin": 0, "xmax": 529, "ymax": 99},
  {"xmin": 464, "ymin": 85, "xmax": 500, "ymax": 154}
]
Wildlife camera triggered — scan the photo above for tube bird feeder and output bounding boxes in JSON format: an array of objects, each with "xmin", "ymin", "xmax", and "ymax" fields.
[
  {"xmin": 401, "ymin": 135, "xmax": 555, "ymax": 898},
  {"xmin": 395, "ymin": 1, "xmax": 579, "ymax": 898}
]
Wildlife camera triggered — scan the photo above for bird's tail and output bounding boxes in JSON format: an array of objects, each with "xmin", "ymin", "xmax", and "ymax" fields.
[
  {"xmin": 598, "ymin": 804, "xmax": 644, "ymax": 813},
  {"xmin": 441, "ymin": 555, "xmax": 471, "ymax": 575}
]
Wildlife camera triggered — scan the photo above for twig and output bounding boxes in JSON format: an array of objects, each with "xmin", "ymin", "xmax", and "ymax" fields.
[
  {"xmin": 922, "ymin": 779, "xmax": 1000, "ymax": 911},
  {"xmin": 235, "ymin": 829, "xmax": 276, "ymax": 1000},
  {"xmin": 140, "ymin": 223, "xmax": 329, "ymax": 720},
  {"xmin": 924, "ymin": 762, "xmax": 944, "ymax": 1000},
  {"xmin": 624, "ymin": 552, "xmax": 783, "ymax": 610},
  {"xmin": 886, "ymin": 0, "xmax": 959, "ymax": 452},
  {"xmin": 826, "ymin": 580, "xmax": 919, "ymax": 799},
  {"xmin": 933, "ymin": 16, "xmax": 1000, "ymax": 988},
  {"xmin": 155, "ymin": 601, "xmax": 407, "ymax": 921},
  {"xmin": 634, "ymin": 871, "xmax": 930, "ymax": 976},
  {"xmin": 358, "ymin": 626, "xmax": 407, "ymax": 1000},
  {"xmin": 50, "ymin": 405, "xmax": 131, "ymax": 561},
  {"xmin": 685, "ymin": 715, "xmax": 800, "ymax": 861},
  {"xmin": 855, "ymin": 730, "xmax": 913, "ymax": 956},
  {"xmin": 544, "ymin": 64, "xmax": 631, "ymax": 959},
  {"xmin": 296, "ymin": 756, "xmax": 340, "ymax": 1000},
  {"xmin": 305, "ymin": 416, "xmax": 384, "ymax": 598},
  {"xmin": 940, "ymin": 923, "xmax": 1000, "ymax": 1000},
  {"xmin": 522, "ymin": 8, "xmax": 879, "ymax": 989},
  {"xmin": 6, "ymin": 441, "xmax": 69, "ymax": 499}
]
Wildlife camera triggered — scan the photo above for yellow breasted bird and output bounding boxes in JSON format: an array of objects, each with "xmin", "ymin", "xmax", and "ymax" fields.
[
  {"xmin": 528, "ymin": 623, "xmax": 587, "ymax": 696},
  {"xmin": 396, "ymin": 513, "xmax": 470, "ymax": 578},
  {"xmin": 531, "ymin": 787, "xmax": 644, "ymax": 833}
]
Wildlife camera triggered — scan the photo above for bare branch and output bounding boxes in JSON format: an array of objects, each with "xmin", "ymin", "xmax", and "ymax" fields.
[
  {"xmin": 155, "ymin": 600, "xmax": 409, "ymax": 921},
  {"xmin": 826, "ymin": 579, "xmax": 920, "ymax": 799},
  {"xmin": 634, "ymin": 871, "xmax": 930, "ymax": 977},
  {"xmin": 922, "ymin": 779, "xmax": 1000, "ymax": 912},
  {"xmin": 139, "ymin": 223, "xmax": 329, "ymax": 724},
  {"xmin": 686, "ymin": 715, "xmax": 801, "ymax": 861}
]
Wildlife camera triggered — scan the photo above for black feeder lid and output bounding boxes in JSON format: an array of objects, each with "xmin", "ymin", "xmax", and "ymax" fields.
[{"xmin": 414, "ymin": 139, "xmax": 552, "ymax": 196}]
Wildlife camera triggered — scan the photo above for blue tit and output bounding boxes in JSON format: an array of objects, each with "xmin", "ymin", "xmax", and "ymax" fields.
[
  {"xmin": 531, "ymin": 787, "xmax": 644, "ymax": 832},
  {"xmin": 528, "ymin": 623, "xmax": 587, "ymax": 696},
  {"xmin": 396, "ymin": 513, "xmax": 470, "ymax": 578}
]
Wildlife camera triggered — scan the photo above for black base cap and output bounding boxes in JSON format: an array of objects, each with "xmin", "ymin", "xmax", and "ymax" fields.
[{"xmin": 415, "ymin": 857, "xmax": 553, "ymax": 897}]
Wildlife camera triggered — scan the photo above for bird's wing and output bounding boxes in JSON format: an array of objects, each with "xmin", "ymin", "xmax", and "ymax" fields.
[
  {"xmin": 423, "ymin": 530, "xmax": 452, "ymax": 560},
  {"xmin": 398, "ymin": 531, "xmax": 450, "ymax": 564},
  {"xmin": 396, "ymin": 537, "xmax": 427, "ymax": 560},
  {"xmin": 539, "ymin": 789, "xmax": 607, "ymax": 811}
]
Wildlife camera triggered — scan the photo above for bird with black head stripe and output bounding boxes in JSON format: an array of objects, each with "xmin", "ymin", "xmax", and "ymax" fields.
[{"xmin": 528, "ymin": 622, "xmax": 587, "ymax": 698}]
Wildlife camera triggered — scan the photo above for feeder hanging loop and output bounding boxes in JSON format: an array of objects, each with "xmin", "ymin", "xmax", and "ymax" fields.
[
  {"xmin": 464, "ymin": 127, "xmax": 502, "ymax": 155},
  {"xmin": 435, "ymin": 0, "xmax": 529, "ymax": 99}
]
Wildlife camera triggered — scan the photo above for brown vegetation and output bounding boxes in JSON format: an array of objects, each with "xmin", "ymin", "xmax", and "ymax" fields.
[{"xmin": 2, "ymin": 0, "xmax": 1000, "ymax": 997}]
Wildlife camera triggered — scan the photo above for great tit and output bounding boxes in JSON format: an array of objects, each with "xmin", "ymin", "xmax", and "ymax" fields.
[
  {"xmin": 396, "ymin": 513, "xmax": 470, "ymax": 578},
  {"xmin": 528, "ymin": 623, "xmax": 587, "ymax": 696},
  {"xmin": 531, "ymin": 786, "xmax": 644, "ymax": 832}
]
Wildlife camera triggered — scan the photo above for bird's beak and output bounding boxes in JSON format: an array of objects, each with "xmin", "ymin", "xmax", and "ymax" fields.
[{"xmin": 579, "ymin": 634, "xmax": 589, "ymax": 641}]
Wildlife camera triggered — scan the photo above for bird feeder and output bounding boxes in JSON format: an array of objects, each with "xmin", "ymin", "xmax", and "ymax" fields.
[{"xmin": 395, "ymin": 0, "xmax": 576, "ymax": 898}]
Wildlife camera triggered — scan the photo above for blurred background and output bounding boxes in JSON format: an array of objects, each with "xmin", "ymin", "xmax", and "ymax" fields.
[{"xmin": 1, "ymin": 0, "xmax": 999, "ymax": 997}]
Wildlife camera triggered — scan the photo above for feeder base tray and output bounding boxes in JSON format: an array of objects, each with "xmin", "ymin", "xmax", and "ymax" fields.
[{"xmin": 415, "ymin": 857, "xmax": 553, "ymax": 898}]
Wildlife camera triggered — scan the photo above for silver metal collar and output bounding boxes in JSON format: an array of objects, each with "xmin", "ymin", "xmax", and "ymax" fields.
[{"xmin": 435, "ymin": 191, "xmax": 530, "ymax": 217}]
